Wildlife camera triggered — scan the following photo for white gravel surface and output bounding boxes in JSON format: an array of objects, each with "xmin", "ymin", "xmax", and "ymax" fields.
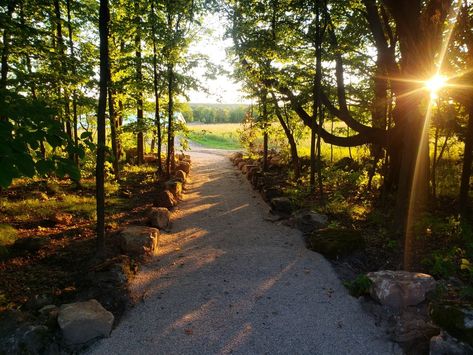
[{"xmin": 88, "ymin": 146, "xmax": 400, "ymax": 355}]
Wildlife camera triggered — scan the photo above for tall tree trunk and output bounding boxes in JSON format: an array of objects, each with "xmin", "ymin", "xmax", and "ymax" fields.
[
  {"xmin": 151, "ymin": 0, "xmax": 163, "ymax": 176},
  {"xmin": 261, "ymin": 91, "xmax": 268, "ymax": 171},
  {"xmin": 166, "ymin": 63, "xmax": 174, "ymax": 176},
  {"xmin": 66, "ymin": 0, "xmax": 79, "ymax": 167},
  {"xmin": 96, "ymin": 0, "xmax": 109, "ymax": 255},
  {"xmin": 135, "ymin": 2, "xmax": 144, "ymax": 165},
  {"xmin": 108, "ymin": 85, "xmax": 119, "ymax": 180},
  {"xmin": 1, "ymin": 0, "xmax": 15, "ymax": 121},
  {"xmin": 460, "ymin": 102, "xmax": 473, "ymax": 216}
]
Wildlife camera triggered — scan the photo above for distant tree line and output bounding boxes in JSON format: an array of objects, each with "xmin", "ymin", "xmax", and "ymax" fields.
[{"xmin": 185, "ymin": 103, "xmax": 248, "ymax": 123}]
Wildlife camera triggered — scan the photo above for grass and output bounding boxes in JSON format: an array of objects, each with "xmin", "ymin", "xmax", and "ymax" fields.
[
  {"xmin": 188, "ymin": 123, "xmax": 242, "ymax": 150},
  {"xmin": 0, "ymin": 195, "xmax": 97, "ymax": 222},
  {"xmin": 0, "ymin": 224, "xmax": 18, "ymax": 256}
]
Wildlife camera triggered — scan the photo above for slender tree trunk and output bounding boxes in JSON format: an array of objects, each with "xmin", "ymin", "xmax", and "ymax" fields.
[
  {"xmin": 135, "ymin": 2, "xmax": 144, "ymax": 165},
  {"xmin": 66, "ymin": 0, "xmax": 79, "ymax": 167},
  {"xmin": 166, "ymin": 63, "xmax": 174, "ymax": 176},
  {"xmin": 1, "ymin": 0, "xmax": 15, "ymax": 98},
  {"xmin": 108, "ymin": 85, "xmax": 119, "ymax": 180},
  {"xmin": 460, "ymin": 102, "xmax": 473, "ymax": 216},
  {"xmin": 431, "ymin": 125, "xmax": 439, "ymax": 199},
  {"xmin": 261, "ymin": 91, "xmax": 268, "ymax": 171},
  {"xmin": 151, "ymin": 0, "xmax": 163, "ymax": 176},
  {"xmin": 96, "ymin": 0, "xmax": 109, "ymax": 255}
]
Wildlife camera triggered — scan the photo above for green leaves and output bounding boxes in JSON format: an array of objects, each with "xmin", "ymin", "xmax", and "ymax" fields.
[{"xmin": 0, "ymin": 90, "xmax": 84, "ymax": 188}]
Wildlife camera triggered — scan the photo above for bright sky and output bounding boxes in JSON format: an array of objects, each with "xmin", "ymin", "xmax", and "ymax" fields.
[{"xmin": 187, "ymin": 13, "xmax": 249, "ymax": 104}]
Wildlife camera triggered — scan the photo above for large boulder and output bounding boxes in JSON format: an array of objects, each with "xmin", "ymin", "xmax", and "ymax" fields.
[
  {"xmin": 430, "ymin": 331, "xmax": 473, "ymax": 355},
  {"xmin": 153, "ymin": 189, "xmax": 177, "ymax": 209},
  {"xmin": 176, "ymin": 161, "xmax": 190, "ymax": 174},
  {"xmin": 430, "ymin": 303, "xmax": 473, "ymax": 346},
  {"xmin": 148, "ymin": 207, "xmax": 171, "ymax": 230},
  {"xmin": 367, "ymin": 270, "xmax": 436, "ymax": 310},
  {"xmin": 305, "ymin": 228, "xmax": 364, "ymax": 259},
  {"xmin": 118, "ymin": 226, "xmax": 160, "ymax": 256},
  {"xmin": 58, "ymin": 299, "xmax": 114, "ymax": 345},
  {"xmin": 292, "ymin": 210, "xmax": 328, "ymax": 234}
]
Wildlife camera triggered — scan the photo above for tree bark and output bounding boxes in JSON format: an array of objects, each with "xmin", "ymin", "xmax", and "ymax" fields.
[
  {"xmin": 135, "ymin": 2, "xmax": 144, "ymax": 165},
  {"xmin": 460, "ymin": 102, "xmax": 473, "ymax": 216},
  {"xmin": 166, "ymin": 63, "xmax": 174, "ymax": 176},
  {"xmin": 151, "ymin": 0, "xmax": 163, "ymax": 176},
  {"xmin": 96, "ymin": 0, "xmax": 109, "ymax": 255}
]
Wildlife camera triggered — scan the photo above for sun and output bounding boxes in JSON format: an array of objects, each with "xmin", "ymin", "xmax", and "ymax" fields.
[{"xmin": 425, "ymin": 74, "xmax": 447, "ymax": 99}]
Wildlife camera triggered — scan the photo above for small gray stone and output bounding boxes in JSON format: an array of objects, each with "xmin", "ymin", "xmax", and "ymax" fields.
[
  {"xmin": 118, "ymin": 226, "xmax": 160, "ymax": 256},
  {"xmin": 430, "ymin": 331, "xmax": 473, "ymax": 355},
  {"xmin": 58, "ymin": 299, "xmax": 114, "ymax": 345},
  {"xmin": 367, "ymin": 270, "xmax": 436, "ymax": 309}
]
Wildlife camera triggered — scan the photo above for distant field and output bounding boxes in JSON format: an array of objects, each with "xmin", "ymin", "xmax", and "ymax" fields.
[
  {"xmin": 188, "ymin": 123, "xmax": 242, "ymax": 150},
  {"xmin": 186, "ymin": 122, "xmax": 369, "ymax": 159}
]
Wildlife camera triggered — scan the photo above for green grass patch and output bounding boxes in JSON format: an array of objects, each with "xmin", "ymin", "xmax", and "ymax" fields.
[
  {"xmin": 0, "ymin": 224, "xmax": 18, "ymax": 256},
  {"xmin": 0, "ymin": 195, "xmax": 96, "ymax": 222},
  {"xmin": 188, "ymin": 130, "xmax": 242, "ymax": 150}
]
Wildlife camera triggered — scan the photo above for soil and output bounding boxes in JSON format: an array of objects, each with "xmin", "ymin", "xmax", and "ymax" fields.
[{"xmin": 0, "ymin": 167, "xmax": 158, "ymax": 315}]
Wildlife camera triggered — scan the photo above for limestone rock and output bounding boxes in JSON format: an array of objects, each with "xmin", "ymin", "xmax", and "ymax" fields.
[
  {"xmin": 174, "ymin": 170, "xmax": 187, "ymax": 183},
  {"xmin": 165, "ymin": 180, "xmax": 183, "ymax": 199},
  {"xmin": 246, "ymin": 165, "xmax": 259, "ymax": 180},
  {"xmin": 148, "ymin": 207, "xmax": 171, "ymax": 230},
  {"xmin": 176, "ymin": 161, "xmax": 190, "ymax": 174},
  {"xmin": 230, "ymin": 152, "xmax": 243, "ymax": 163},
  {"xmin": 430, "ymin": 303, "xmax": 473, "ymax": 346},
  {"xmin": 270, "ymin": 197, "xmax": 292, "ymax": 215},
  {"xmin": 391, "ymin": 312, "xmax": 439, "ymax": 354},
  {"xmin": 153, "ymin": 189, "xmax": 177, "ymax": 209},
  {"xmin": 367, "ymin": 270, "xmax": 436, "ymax": 309},
  {"xmin": 242, "ymin": 164, "xmax": 258, "ymax": 175},
  {"xmin": 233, "ymin": 157, "xmax": 243, "ymax": 166},
  {"xmin": 306, "ymin": 228, "xmax": 364, "ymax": 259},
  {"xmin": 58, "ymin": 299, "xmax": 114, "ymax": 345},
  {"xmin": 292, "ymin": 210, "xmax": 328, "ymax": 233},
  {"xmin": 430, "ymin": 331, "xmax": 473, "ymax": 355},
  {"xmin": 118, "ymin": 226, "xmax": 160, "ymax": 256}
]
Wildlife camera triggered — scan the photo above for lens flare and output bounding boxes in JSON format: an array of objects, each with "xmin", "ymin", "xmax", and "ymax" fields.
[{"xmin": 425, "ymin": 75, "xmax": 447, "ymax": 99}]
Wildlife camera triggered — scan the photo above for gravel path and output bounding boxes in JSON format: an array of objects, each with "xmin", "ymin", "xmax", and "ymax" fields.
[{"xmin": 89, "ymin": 147, "xmax": 399, "ymax": 355}]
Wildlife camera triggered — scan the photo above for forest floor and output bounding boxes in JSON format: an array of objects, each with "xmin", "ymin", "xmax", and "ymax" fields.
[
  {"xmin": 0, "ymin": 165, "xmax": 159, "ymax": 315},
  {"xmin": 88, "ymin": 146, "xmax": 399, "ymax": 354}
]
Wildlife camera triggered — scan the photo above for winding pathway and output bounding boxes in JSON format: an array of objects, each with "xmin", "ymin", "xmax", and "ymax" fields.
[{"xmin": 89, "ymin": 146, "xmax": 399, "ymax": 355}]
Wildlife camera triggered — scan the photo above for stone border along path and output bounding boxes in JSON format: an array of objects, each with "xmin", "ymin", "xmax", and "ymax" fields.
[{"xmin": 88, "ymin": 146, "xmax": 400, "ymax": 355}]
